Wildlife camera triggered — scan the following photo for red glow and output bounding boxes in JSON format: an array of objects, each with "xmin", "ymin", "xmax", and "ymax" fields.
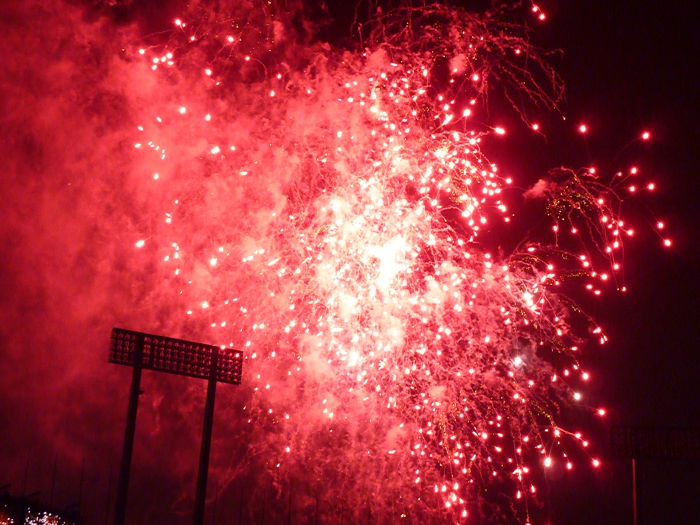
[{"xmin": 119, "ymin": 2, "xmax": 673, "ymax": 521}]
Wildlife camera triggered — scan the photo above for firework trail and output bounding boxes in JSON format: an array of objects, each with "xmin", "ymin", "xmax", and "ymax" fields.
[{"xmin": 106, "ymin": 1, "xmax": 667, "ymax": 521}]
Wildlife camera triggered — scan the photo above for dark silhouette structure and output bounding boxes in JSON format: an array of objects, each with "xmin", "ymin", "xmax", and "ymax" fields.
[
  {"xmin": 108, "ymin": 328, "xmax": 244, "ymax": 525},
  {"xmin": 610, "ymin": 425, "xmax": 700, "ymax": 525}
]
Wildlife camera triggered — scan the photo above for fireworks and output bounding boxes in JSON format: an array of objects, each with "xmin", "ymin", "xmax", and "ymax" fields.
[{"xmin": 125, "ymin": 1, "xmax": 667, "ymax": 521}]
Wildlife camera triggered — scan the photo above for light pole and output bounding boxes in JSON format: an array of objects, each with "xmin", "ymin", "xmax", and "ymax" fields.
[{"xmin": 109, "ymin": 328, "xmax": 244, "ymax": 525}]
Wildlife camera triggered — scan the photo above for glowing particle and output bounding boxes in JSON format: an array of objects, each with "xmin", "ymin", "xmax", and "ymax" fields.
[{"xmin": 112, "ymin": 6, "xmax": 675, "ymax": 518}]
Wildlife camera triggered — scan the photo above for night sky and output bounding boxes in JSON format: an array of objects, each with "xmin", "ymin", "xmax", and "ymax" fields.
[
  {"xmin": 541, "ymin": 1, "xmax": 700, "ymax": 523},
  {"xmin": 1, "ymin": 0, "xmax": 699, "ymax": 524}
]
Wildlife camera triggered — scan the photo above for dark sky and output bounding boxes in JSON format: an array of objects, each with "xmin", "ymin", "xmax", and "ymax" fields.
[
  {"xmin": 541, "ymin": 1, "xmax": 700, "ymax": 523},
  {"xmin": 1, "ymin": 0, "xmax": 699, "ymax": 524}
]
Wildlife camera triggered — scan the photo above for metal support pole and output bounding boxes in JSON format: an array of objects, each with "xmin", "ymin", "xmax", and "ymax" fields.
[
  {"xmin": 193, "ymin": 350, "xmax": 218, "ymax": 525},
  {"xmin": 114, "ymin": 341, "xmax": 143, "ymax": 525},
  {"xmin": 632, "ymin": 457, "xmax": 638, "ymax": 525}
]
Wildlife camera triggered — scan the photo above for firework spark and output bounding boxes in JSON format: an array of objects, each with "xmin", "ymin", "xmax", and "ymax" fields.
[{"xmin": 122, "ymin": 1, "xmax": 668, "ymax": 521}]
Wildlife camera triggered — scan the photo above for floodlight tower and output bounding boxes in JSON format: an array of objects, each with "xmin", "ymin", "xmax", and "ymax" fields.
[{"xmin": 108, "ymin": 328, "xmax": 243, "ymax": 525}]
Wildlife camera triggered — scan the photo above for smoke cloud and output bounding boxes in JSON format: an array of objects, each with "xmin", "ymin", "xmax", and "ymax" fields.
[{"xmin": 0, "ymin": 1, "xmax": 619, "ymax": 523}]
